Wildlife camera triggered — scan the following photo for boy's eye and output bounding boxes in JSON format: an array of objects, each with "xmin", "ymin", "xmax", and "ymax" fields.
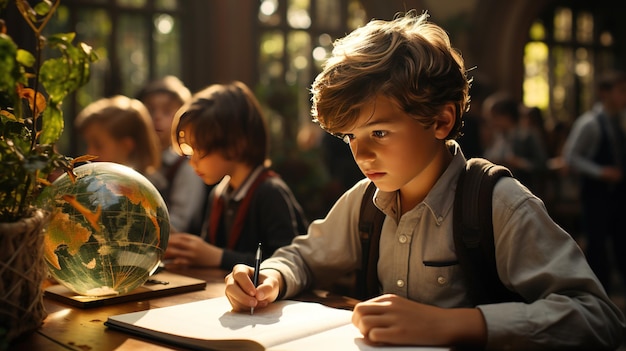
[{"xmin": 372, "ymin": 130, "xmax": 388, "ymax": 138}]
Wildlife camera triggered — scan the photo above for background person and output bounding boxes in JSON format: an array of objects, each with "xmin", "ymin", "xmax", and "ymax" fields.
[
  {"xmin": 163, "ymin": 81, "xmax": 308, "ymax": 270},
  {"xmin": 562, "ymin": 69, "xmax": 626, "ymax": 296},
  {"xmin": 137, "ymin": 76, "xmax": 208, "ymax": 234},
  {"xmin": 74, "ymin": 95, "xmax": 164, "ymax": 187}
]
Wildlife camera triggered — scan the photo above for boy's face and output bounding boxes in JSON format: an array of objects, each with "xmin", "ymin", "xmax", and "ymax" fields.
[
  {"xmin": 180, "ymin": 130, "xmax": 234, "ymax": 185},
  {"xmin": 338, "ymin": 95, "xmax": 449, "ymax": 195},
  {"xmin": 187, "ymin": 150, "xmax": 235, "ymax": 185},
  {"xmin": 143, "ymin": 93, "xmax": 182, "ymax": 150}
]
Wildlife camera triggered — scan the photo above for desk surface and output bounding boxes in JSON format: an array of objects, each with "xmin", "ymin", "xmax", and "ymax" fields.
[
  {"xmin": 11, "ymin": 265, "xmax": 231, "ymax": 351},
  {"xmin": 11, "ymin": 265, "xmax": 359, "ymax": 351}
]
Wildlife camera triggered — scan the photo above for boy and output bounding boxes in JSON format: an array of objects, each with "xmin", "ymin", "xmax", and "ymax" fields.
[
  {"xmin": 164, "ymin": 81, "xmax": 308, "ymax": 269},
  {"xmin": 225, "ymin": 11, "xmax": 625, "ymax": 350}
]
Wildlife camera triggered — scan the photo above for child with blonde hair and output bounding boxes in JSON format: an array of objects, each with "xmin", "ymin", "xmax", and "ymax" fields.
[{"xmin": 75, "ymin": 95, "xmax": 162, "ymax": 185}]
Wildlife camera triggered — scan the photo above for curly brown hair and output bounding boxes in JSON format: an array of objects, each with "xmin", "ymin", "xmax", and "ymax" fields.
[{"xmin": 311, "ymin": 10, "xmax": 469, "ymax": 140}]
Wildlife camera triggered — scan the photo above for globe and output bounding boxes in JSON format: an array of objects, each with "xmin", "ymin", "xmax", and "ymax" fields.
[{"xmin": 38, "ymin": 162, "xmax": 170, "ymax": 296}]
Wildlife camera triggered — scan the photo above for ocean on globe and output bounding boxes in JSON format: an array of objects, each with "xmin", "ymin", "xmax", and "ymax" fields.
[{"xmin": 38, "ymin": 162, "xmax": 170, "ymax": 296}]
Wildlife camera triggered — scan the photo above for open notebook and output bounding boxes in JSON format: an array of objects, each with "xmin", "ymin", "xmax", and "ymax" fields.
[{"xmin": 105, "ymin": 296, "xmax": 450, "ymax": 351}]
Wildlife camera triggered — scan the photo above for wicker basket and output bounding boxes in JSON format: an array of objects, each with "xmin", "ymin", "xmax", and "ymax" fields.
[{"xmin": 0, "ymin": 210, "xmax": 48, "ymax": 346}]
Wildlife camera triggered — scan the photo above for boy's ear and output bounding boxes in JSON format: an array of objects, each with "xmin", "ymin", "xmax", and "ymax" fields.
[{"xmin": 434, "ymin": 103, "xmax": 456, "ymax": 140}]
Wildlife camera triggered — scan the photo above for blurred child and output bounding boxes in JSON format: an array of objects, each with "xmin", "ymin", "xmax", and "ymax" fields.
[
  {"xmin": 74, "ymin": 95, "xmax": 163, "ymax": 186},
  {"xmin": 137, "ymin": 76, "xmax": 208, "ymax": 234},
  {"xmin": 482, "ymin": 92, "xmax": 548, "ymax": 195},
  {"xmin": 224, "ymin": 11, "xmax": 624, "ymax": 350},
  {"xmin": 562, "ymin": 70, "xmax": 626, "ymax": 296},
  {"xmin": 163, "ymin": 81, "xmax": 308, "ymax": 270}
]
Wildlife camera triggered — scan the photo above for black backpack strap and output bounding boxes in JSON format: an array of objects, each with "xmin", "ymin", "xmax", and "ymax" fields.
[
  {"xmin": 453, "ymin": 158, "xmax": 524, "ymax": 305},
  {"xmin": 356, "ymin": 182, "xmax": 385, "ymax": 300}
]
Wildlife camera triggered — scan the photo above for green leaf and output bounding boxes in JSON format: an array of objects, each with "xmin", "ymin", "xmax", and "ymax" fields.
[
  {"xmin": 39, "ymin": 104, "xmax": 63, "ymax": 145},
  {"xmin": 0, "ymin": 33, "xmax": 18, "ymax": 99},
  {"xmin": 41, "ymin": 34, "xmax": 96, "ymax": 105},
  {"xmin": 34, "ymin": 1, "xmax": 52, "ymax": 16},
  {"xmin": 16, "ymin": 49, "xmax": 36, "ymax": 68},
  {"xmin": 48, "ymin": 32, "xmax": 76, "ymax": 44}
]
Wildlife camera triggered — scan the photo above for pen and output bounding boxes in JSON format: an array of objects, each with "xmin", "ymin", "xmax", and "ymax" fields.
[{"xmin": 251, "ymin": 243, "xmax": 262, "ymax": 315}]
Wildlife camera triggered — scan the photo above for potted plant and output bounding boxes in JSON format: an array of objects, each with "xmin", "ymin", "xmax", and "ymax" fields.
[{"xmin": 0, "ymin": 0, "xmax": 96, "ymax": 346}]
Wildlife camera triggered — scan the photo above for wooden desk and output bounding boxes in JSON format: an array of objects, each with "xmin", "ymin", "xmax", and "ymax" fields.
[
  {"xmin": 11, "ymin": 265, "xmax": 230, "ymax": 351},
  {"xmin": 10, "ymin": 265, "xmax": 360, "ymax": 351}
]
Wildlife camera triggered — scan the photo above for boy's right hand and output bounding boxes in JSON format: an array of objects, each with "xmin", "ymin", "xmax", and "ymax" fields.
[{"xmin": 224, "ymin": 264, "xmax": 282, "ymax": 312}]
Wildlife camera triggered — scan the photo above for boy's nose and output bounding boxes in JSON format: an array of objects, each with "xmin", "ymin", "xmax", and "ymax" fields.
[{"xmin": 351, "ymin": 139, "xmax": 375, "ymax": 164}]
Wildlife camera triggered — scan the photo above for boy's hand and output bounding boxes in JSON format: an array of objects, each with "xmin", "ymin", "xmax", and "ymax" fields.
[
  {"xmin": 224, "ymin": 264, "xmax": 281, "ymax": 312},
  {"xmin": 352, "ymin": 294, "xmax": 486, "ymax": 347},
  {"xmin": 163, "ymin": 233, "xmax": 223, "ymax": 267}
]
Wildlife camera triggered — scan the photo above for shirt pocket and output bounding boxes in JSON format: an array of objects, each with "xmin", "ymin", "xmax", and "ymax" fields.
[{"xmin": 415, "ymin": 261, "xmax": 469, "ymax": 306}]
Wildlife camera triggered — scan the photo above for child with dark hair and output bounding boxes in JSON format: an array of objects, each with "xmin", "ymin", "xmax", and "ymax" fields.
[
  {"xmin": 163, "ymin": 81, "xmax": 308, "ymax": 270},
  {"xmin": 224, "ymin": 11, "xmax": 624, "ymax": 350},
  {"xmin": 137, "ymin": 76, "xmax": 207, "ymax": 234}
]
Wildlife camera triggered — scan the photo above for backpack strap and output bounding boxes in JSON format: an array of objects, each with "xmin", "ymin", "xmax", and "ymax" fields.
[
  {"xmin": 453, "ymin": 158, "xmax": 524, "ymax": 305},
  {"xmin": 356, "ymin": 158, "xmax": 524, "ymax": 305},
  {"xmin": 356, "ymin": 182, "xmax": 385, "ymax": 300}
]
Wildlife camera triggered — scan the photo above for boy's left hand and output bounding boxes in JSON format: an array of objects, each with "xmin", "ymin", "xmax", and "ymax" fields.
[{"xmin": 352, "ymin": 294, "xmax": 486, "ymax": 347}]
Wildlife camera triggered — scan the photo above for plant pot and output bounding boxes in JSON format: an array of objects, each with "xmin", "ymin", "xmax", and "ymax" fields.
[{"xmin": 0, "ymin": 209, "xmax": 48, "ymax": 346}]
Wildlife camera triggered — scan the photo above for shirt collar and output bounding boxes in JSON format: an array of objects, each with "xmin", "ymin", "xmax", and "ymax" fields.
[
  {"xmin": 373, "ymin": 141, "xmax": 466, "ymax": 225},
  {"xmin": 214, "ymin": 165, "xmax": 265, "ymax": 202}
]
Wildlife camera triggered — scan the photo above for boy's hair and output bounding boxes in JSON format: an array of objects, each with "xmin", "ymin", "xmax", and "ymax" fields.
[
  {"xmin": 171, "ymin": 81, "xmax": 269, "ymax": 167},
  {"xmin": 311, "ymin": 10, "xmax": 469, "ymax": 140},
  {"xmin": 75, "ymin": 95, "xmax": 161, "ymax": 175},
  {"xmin": 135, "ymin": 75, "xmax": 192, "ymax": 106}
]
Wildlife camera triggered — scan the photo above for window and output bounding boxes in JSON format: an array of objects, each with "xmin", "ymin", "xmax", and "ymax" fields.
[
  {"xmin": 44, "ymin": 0, "xmax": 184, "ymax": 154},
  {"xmin": 523, "ymin": 5, "xmax": 617, "ymax": 127},
  {"xmin": 257, "ymin": 0, "xmax": 366, "ymax": 147}
]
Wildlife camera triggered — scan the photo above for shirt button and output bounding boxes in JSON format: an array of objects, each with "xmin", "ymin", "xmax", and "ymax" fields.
[
  {"xmin": 396, "ymin": 279, "xmax": 405, "ymax": 288},
  {"xmin": 437, "ymin": 276, "xmax": 447, "ymax": 285},
  {"xmin": 398, "ymin": 235, "xmax": 408, "ymax": 244}
]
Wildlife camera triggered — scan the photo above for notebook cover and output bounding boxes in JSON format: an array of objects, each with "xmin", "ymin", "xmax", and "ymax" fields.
[{"xmin": 44, "ymin": 271, "xmax": 206, "ymax": 308}]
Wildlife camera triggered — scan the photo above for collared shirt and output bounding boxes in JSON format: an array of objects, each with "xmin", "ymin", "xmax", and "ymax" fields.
[{"xmin": 261, "ymin": 141, "xmax": 625, "ymax": 350}]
